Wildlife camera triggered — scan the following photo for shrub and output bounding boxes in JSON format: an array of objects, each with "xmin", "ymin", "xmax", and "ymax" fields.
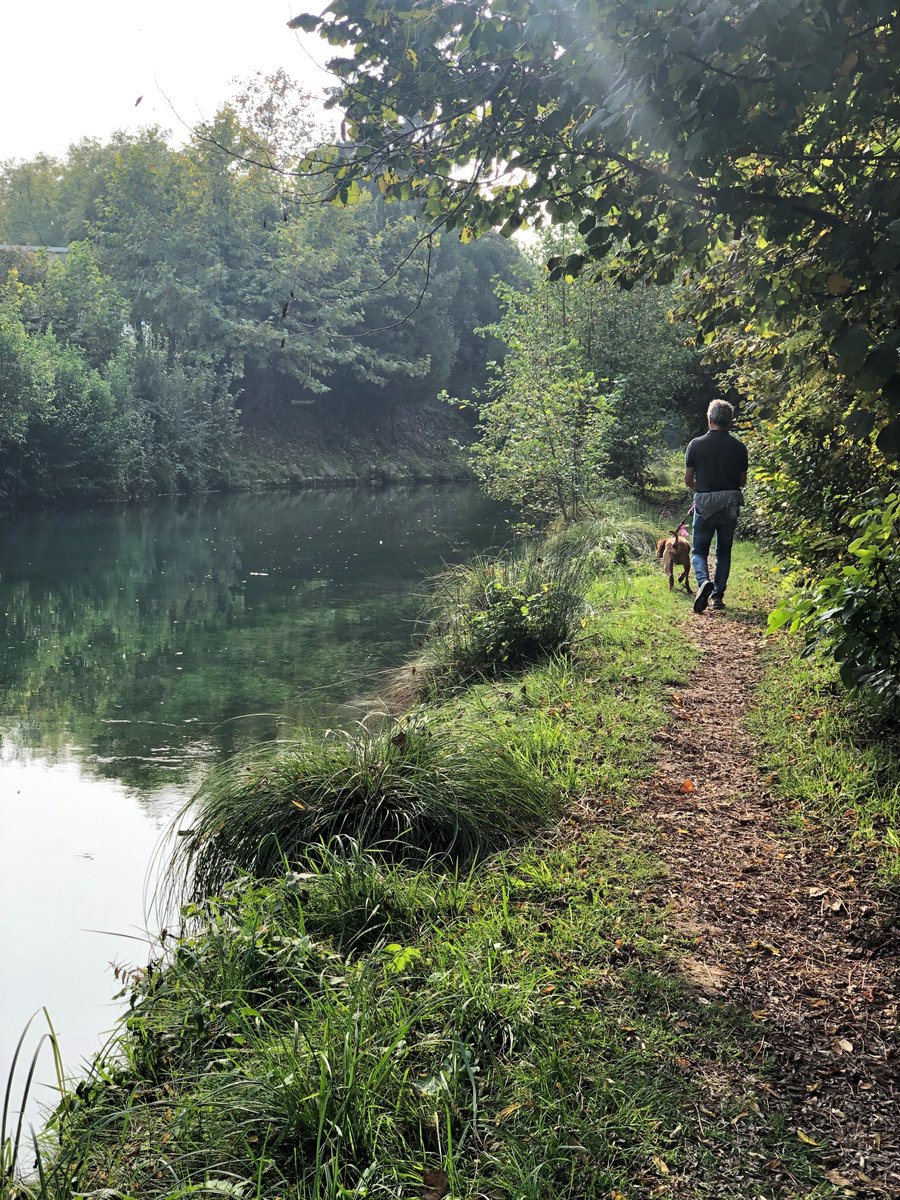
[
  {"xmin": 416, "ymin": 540, "xmax": 595, "ymax": 688},
  {"xmin": 768, "ymin": 492, "xmax": 900, "ymax": 712},
  {"xmin": 544, "ymin": 502, "xmax": 660, "ymax": 569},
  {"xmin": 170, "ymin": 714, "xmax": 556, "ymax": 900}
]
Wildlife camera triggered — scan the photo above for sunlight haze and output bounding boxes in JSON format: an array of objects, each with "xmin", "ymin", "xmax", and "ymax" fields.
[{"xmin": 2, "ymin": 0, "xmax": 332, "ymax": 161}]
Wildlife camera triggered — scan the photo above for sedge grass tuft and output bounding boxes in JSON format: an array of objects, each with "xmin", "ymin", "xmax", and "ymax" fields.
[{"xmin": 169, "ymin": 712, "xmax": 557, "ymax": 901}]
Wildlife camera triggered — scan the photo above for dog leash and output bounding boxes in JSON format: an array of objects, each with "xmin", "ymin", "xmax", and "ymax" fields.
[{"xmin": 676, "ymin": 501, "xmax": 695, "ymax": 538}]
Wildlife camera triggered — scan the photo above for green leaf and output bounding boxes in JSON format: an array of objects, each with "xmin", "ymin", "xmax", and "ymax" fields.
[
  {"xmin": 862, "ymin": 342, "xmax": 898, "ymax": 385},
  {"xmin": 831, "ymin": 324, "xmax": 870, "ymax": 375},
  {"xmin": 287, "ymin": 12, "xmax": 320, "ymax": 31},
  {"xmin": 843, "ymin": 409, "xmax": 878, "ymax": 439},
  {"xmin": 876, "ymin": 417, "xmax": 900, "ymax": 458}
]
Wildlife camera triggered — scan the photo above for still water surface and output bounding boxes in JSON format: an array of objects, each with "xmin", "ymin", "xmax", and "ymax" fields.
[{"xmin": 0, "ymin": 486, "xmax": 509, "ymax": 1105}]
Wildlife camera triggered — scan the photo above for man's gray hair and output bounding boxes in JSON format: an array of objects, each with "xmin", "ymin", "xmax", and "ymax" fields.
[{"xmin": 707, "ymin": 398, "xmax": 735, "ymax": 428}]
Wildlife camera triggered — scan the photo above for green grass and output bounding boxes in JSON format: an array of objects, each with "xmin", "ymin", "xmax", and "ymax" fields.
[
  {"xmin": 9, "ymin": 532, "xmax": 839, "ymax": 1200},
  {"xmin": 168, "ymin": 714, "xmax": 558, "ymax": 902},
  {"xmin": 752, "ymin": 637, "xmax": 900, "ymax": 880},
  {"xmin": 406, "ymin": 539, "xmax": 597, "ymax": 696},
  {"xmin": 397, "ymin": 500, "xmax": 663, "ymax": 702},
  {"xmin": 728, "ymin": 543, "xmax": 900, "ymax": 879},
  {"xmin": 27, "ymin": 836, "xmax": 826, "ymax": 1200},
  {"xmin": 544, "ymin": 498, "xmax": 663, "ymax": 563}
]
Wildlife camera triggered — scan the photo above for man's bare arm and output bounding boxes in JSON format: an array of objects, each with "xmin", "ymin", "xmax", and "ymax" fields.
[
  {"xmin": 685, "ymin": 467, "xmax": 696, "ymax": 491},
  {"xmin": 739, "ymin": 471, "xmax": 747, "ymax": 487}
]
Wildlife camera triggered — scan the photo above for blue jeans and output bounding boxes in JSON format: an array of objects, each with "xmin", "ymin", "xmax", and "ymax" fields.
[{"xmin": 691, "ymin": 510, "xmax": 738, "ymax": 599}]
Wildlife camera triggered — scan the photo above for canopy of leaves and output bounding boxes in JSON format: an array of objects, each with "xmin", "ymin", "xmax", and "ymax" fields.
[
  {"xmin": 300, "ymin": 0, "xmax": 900, "ymax": 702},
  {"xmin": 301, "ymin": 0, "xmax": 899, "ymax": 444}
]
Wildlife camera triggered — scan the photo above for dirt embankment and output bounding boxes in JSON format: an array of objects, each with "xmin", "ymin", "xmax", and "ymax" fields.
[{"xmin": 235, "ymin": 398, "xmax": 474, "ymax": 488}]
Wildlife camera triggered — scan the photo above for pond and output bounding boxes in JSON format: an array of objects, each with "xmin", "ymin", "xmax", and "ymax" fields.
[{"xmin": 0, "ymin": 485, "xmax": 510, "ymax": 1113}]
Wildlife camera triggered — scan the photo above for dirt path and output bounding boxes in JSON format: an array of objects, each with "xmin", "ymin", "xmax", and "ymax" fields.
[{"xmin": 638, "ymin": 609, "xmax": 899, "ymax": 1196}]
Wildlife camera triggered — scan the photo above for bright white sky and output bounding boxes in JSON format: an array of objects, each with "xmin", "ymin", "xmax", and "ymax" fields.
[{"xmin": 2, "ymin": 0, "xmax": 335, "ymax": 162}]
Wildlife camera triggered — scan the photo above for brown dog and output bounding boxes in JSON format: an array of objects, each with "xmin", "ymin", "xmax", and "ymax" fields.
[{"xmin": 656, "ymin": 529, "xmax": 692, "ymax": 594}]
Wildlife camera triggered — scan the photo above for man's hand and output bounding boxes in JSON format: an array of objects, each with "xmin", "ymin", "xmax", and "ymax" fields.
[{"xmin": 684, "ymin": 467, "xmax": 696, "ymax": 492}]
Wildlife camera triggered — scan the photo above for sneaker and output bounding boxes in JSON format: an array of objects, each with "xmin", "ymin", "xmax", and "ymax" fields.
[
  {"xmin": 693, "ymin": 580, "xmax": 714, "ymax": 614},
  {"xmin": 711, "ymin": 596, "xmax": 726, "ymax": 610}
]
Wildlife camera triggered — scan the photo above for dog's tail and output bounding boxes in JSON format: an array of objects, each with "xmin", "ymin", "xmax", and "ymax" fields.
[{"xmin": 668, "ymin": 528, "xmax": 681, "ymax": 543}]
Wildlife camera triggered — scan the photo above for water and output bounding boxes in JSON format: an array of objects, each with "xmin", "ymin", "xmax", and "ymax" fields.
[{"xmin": 0, "ymin": 486, "xmax": 510, "ymax": 1109}]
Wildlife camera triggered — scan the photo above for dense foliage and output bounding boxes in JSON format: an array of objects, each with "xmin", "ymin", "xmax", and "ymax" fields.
[
  {"xmin": 296, "ymin": 0, "xmax": 900, "ymax": 703},
  {"xmin": 457, "ymin": 238, "xmax": 707, "ymax": 517},
  {"xmin": 0, "ymin": 75, "xmax": 523, "ymax": 508},
  {"xmin": 769, "ymin": 492, "xmax": 900, "ymax": 711},
  {"xmin": 418, "ymin": 539, "xmax": 596, "ymax": 684}
]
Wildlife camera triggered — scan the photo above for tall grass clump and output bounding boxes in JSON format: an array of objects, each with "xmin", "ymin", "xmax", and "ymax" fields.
[
  {"xmin": 170, "ymin": 713, "xmax": 556, "ymax": 901},
  {"xmin": 1, "ymin": 1009, "xmax": 64, "ymax": 1199},
  {"xmin": 544, "ymin": 499, "xmax": 661, "ymax": 569},
  {"xmin": 410, "ymin": 538, "xmax": 596, "ymax": 694}
]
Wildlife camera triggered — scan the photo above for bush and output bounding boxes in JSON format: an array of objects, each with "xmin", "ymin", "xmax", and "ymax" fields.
[
  {"xmin": 170, "ymin": 713, "xmax": 556, "ymax": 900},
  {"xmin": 416, "ymin": 540, "xmax": 595, "ymax": 688},
  {"xmin": 132, "ymin": 350, "xmax": 239, "ymax": 494},
  {"xmin": 768, "ymin": 492, "xmax": 900, "ymax": 712},
  {"xmin": 23, "ymin": 338, "xmax": 127, "ymax": 499},
  {"xmin": 544, "ymin": 502, "xmax": 660, "ymax": 570}
]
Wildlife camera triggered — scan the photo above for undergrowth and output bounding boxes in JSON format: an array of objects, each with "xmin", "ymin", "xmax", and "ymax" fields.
[
  {"xmin": 168, "ymin": 714, "xmax": 557, "ymax": 902},
  {"xmin": 395, "ymin": 500, "xmax": 661, "ymax": 702},
  {"xmin": 29, "ymin": 836, "xmax": 822, "ymax": 1200},
  {"xmin": 753, "ymin": 639, "xmax": 900, "ymax": 881}
]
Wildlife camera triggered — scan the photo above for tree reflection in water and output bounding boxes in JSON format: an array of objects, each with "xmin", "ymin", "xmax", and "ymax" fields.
[{"xmin": 0, "ymin": 486, "xmax": 511, "ymax": 799}]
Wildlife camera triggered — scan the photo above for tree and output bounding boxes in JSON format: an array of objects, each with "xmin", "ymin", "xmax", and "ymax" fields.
[
  {"xmin": 0, "ymin": 297, "xmax": 52, "ymax": 457},
  {"xmin": 0, "ymin": 154, "xmax": 65, "ymax": 245},
  {"xmin": 296, "ymin": 0, "xmax": 900, "ymax": 445},
  {"xmin": 459, "ymin": 236, "xmax": 703, "ymax": 516},
  {"xmin": 28, "ymin": 242, "xmax": 128, "ymax": 368},
  {"xmin": 295, "ymin": 0, "xmax": 900, "ymax": 699},
  {"xmin": 0, "ymin": 76, "xmax": 529, "ymax": 509},
  {"xmin": 22, "ymin": 337, "xmax": 125, "ymax": 498}
]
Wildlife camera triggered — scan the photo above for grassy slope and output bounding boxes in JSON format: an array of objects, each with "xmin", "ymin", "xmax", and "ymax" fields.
[{"xmin": 18, "ymin": 533, "xmax": 894, "ymax": 1199}]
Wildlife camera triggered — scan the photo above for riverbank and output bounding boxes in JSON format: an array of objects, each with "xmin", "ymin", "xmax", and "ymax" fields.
[
  {"xmin": 232, "ymin": 399, "xmax": 473, "ymax": 491},
  {"xmin": 6, "ymin": 522, "xmax": 899, "ymax": 1198}
]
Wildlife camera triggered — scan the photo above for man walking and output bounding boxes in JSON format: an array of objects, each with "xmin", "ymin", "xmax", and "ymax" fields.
[{"xmin": 684, "ymin": 399, "xmax": 748, "ymax": 614}]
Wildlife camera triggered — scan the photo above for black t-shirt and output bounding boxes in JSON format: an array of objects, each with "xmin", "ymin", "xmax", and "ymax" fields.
[{"xmin": 685, "ymin": 430, "xmax": 748, "ymax": 492}]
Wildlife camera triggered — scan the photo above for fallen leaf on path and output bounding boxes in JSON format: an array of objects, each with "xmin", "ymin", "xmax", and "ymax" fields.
[
  {"xmin": 679, "ymin": 778, "xmax": 696, "ymax": 793},
  {"xmin": 796, "ymin": 1129, "xmax": 818, "ymax": 1146},
  {"xmin": 650, "ymin": 1155, "xmax": 670, "ymax": 1175},
  {"xmin": 833, "ymin": 1038, "xmax": 854, "ymax": 1054},
  {"xmin": 823, "ymin": 1168, "xmax": 854, "ymax": 1189}
]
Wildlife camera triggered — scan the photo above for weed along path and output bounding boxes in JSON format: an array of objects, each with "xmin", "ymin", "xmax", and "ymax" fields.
[{"xmin": 633, "ymin": 602, "xmax": 900, "ymax": 1195}]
